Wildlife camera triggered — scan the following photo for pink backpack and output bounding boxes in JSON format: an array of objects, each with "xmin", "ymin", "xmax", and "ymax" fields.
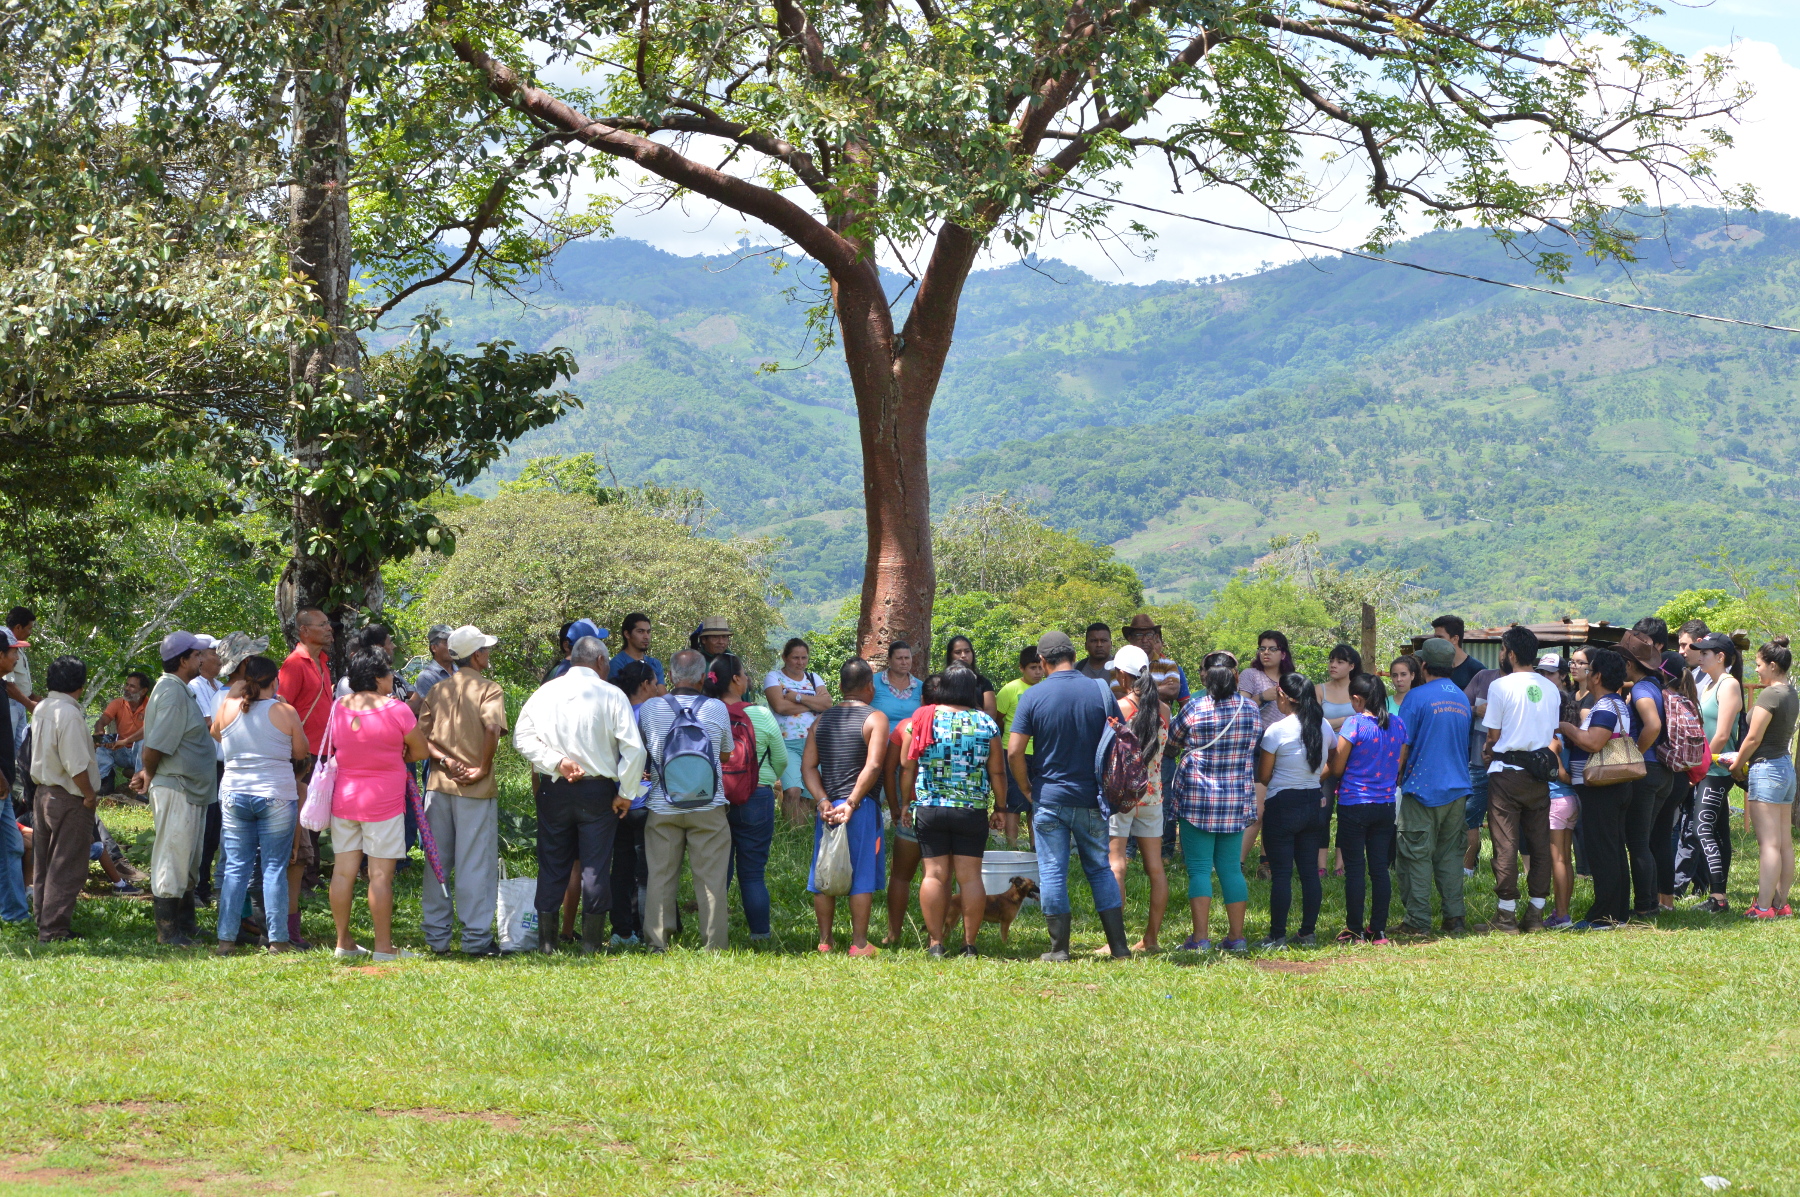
[{"xmin": 1661, "ymin": 692, "xmax": 1707, "ymax": 773}]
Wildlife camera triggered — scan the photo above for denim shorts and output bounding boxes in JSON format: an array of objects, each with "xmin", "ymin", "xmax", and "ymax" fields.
[{"xmin": 1747, "ymin": 756, "xmax": 1796, "ymax": 805}]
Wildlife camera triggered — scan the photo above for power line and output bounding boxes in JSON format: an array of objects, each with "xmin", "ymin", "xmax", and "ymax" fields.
[{"xmin": 1064, "ymin": 189, "xmax": 1800, "ymax": 336}]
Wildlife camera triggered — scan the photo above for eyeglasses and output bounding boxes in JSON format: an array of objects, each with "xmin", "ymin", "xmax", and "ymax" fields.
[{"xmin": 1258, "ymin": 645, "xmax": 1280, "ymax": 654}]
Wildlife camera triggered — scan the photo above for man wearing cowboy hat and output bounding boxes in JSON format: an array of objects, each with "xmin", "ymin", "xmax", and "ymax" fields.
[
  {"xmin": 692, "ymin": 617, "xmax": 732, "ymax": 664},
  {"xmin": 1619, "ymin": 628, "xmax": 1681, "ymax": 917},
  {"xmin": 1120, "ymin": 614, "xmax": 1187, "ymax": 707}
]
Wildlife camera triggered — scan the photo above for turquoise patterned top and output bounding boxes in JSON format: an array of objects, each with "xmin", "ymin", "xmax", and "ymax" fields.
[{"xmin": 914, "ymin": 707, "xmax": 1000, "ymax": 810}]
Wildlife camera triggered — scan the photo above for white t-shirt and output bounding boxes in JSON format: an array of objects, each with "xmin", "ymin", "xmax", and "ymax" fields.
[
  {"xmin": 189, "ymin": 675, "xmax": 226, "ymax": 760},
  {"xmin": 1482, "ymin": 670, "xmax": 1562, "ymax": 773},
  {"xmin": 1261, "ymin": 713, "xmax": 1338, "ymax": 794},
  {"xmin": 763, "ymin": 669, "xmax": 825, "ymax": 740}
]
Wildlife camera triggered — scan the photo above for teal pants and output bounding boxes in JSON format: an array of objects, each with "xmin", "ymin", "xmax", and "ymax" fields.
[{"xmin": 1178, "ymin": 822, "xmax": 1248, "ymax": 903}]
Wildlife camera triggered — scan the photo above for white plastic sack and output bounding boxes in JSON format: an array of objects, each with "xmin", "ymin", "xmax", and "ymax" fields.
[
  {"xmin": 814, "ymin": 820, "xmax": 853, "ymax": 896},
  {"xmin": 495, "ymin": 864, "xmax": 539, "ymax": 953}
]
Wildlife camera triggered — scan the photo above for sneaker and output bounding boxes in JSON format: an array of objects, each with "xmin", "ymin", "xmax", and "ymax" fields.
[
  {"xmin": 960, "ymin": 945, "xmax": 979, "ymax": 958},
  {"xmin": 111, "ymin": 880, "xmax": 144, "ymax": 895},
  {"xmin": 332, "ymin": 945, "xmax": 371, "ymax": 959},
  {"xmin": 1292, "ymin": 933, "xmax": 1318, "ymax": 948},
  {"xmin": 1256, "ymin": 935, "xmax": 1288, "ymax": 950},
  {"xmin": 1177, "ymin": 938, "xmax": 1212, "ymax": 952},
  {"xmin": 371, "ymin": 948, "xmax": 420, "ymax": 962},
  {"xmin": 926, "ymin": 944, "xmax": 947, "ymax": 959},
  {"xmin": 1335, "ymin": 928, "xmax": 1364, "ymax": 944},
  {"xmin": 847, "ymin": 943, "xmax": 879, "ymax": 958},
  {"xmin": 463, "ymin": 944, "xmax": 503, "ymax": 958},
  {"xmin": 1778, "ymin": 905, "xmax": 1793, "ymax": 918},
  {"xmin": 1543, "ymin": 913, "xmax": 1574, "ymax": 931},
  {"xmin": 1747, "ymin": 905, "xmax": 1779, "ymax": 920},
  {"xmin": 1571, "ymin": 919, "xmax": 1616, "ymax": 931},
  {"xmin": 1701, "ymin": 897, "xmax": 1731, "ymax": 914},
  {"xmin": 1220, "ymin": 937, "xmax": 1249, "ymax": 954}
]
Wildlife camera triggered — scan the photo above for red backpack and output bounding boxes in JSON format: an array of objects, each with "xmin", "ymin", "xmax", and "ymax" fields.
[{"xmin": 722, "ymin": 702, "xmax": 765, "ymax": 805}]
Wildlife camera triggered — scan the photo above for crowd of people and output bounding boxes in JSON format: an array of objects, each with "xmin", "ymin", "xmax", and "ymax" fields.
[{"xmin": 1, "ymin": 602, "xmax": 1793, "ymax": 958}]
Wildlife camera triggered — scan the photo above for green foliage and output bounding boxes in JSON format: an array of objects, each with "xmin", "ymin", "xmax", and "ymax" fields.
[
  {"xmin": 934, "ymin": 495, "xmax": 1141, "ymax": 605},
  {"xmin": 1197, "ymin": 573, "xmax": 1337, "ymax": 680},
  {"xmin": 424, "ymin": 491, "xmax": 786, "ymax": 685}
]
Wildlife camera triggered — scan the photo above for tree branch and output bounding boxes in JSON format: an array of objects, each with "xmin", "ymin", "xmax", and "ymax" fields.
[{"xmin": 451, "ymin": 35, "xmax": 863, "ymax": 277}]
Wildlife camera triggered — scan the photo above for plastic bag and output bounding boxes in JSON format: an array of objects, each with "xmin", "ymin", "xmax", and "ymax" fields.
[
  {"xmin": 495, "ymin": 860, "xmax": 539, "ymax": 953},
  {"xmin": 814, "ymin": 819, "xmax": 853, "ymax": 896}
]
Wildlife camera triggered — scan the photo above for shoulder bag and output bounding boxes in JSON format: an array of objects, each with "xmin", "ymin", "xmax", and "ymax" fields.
[
  {"xmin": 1582, "ymin": 697, "xmax": 1645, "ymax": 787},
  {"xmin": 298, "ymin": 701, "xmax": 340, "ymax": 831}
]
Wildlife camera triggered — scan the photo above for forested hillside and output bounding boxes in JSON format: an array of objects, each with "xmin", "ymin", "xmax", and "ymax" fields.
[{"xmin": 418, "ymin": 208, "xmax": 1800, "ymax": 622}]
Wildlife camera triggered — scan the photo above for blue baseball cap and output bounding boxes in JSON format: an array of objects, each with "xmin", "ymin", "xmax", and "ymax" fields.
[{"xmin": 568, "ymin": 618, "xmax": 609, "ymax": 643}]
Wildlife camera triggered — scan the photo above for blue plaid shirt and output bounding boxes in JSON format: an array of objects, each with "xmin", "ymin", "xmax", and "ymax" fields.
[{"xmin": 1168, "ymin": 693, "xmax": 1260, "ymax": 833}]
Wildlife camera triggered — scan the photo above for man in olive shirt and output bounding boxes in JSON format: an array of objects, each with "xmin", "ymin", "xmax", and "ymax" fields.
[
  {"xmin": 129, "ymin": 631, "xmax": 219, "ymax": 945},
  {"xmin": 418, "ymin": 625, "xmax": 509, "ymax": 956}
]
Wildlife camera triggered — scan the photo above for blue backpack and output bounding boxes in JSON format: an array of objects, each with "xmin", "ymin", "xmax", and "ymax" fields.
[{"xmin": 658, "ymin": 696, "xmax": 720, "ymax": 808}]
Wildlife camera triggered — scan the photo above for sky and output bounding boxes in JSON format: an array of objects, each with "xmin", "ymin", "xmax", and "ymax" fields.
[{"xmin": 572, "ymin": 3, "xmax": 1800, "ymax": 285}]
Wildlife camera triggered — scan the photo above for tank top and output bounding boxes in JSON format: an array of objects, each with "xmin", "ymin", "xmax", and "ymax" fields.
[
  {"xmin": 1700, "ymin": 678, "xmax": 1738, "ymax": 777},
  {"xmin": 813, "ymin": 704, "xmax": 873, "ymax": 802},
  {"xmin": 220, "ymin": 698, "xmax": 298, "ymax": 800}
]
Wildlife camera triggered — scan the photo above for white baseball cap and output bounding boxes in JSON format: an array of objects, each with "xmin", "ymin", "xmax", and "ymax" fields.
[
  {"xmin": 1536, "ymin": 652, "xmax": 1561, "ymax": 673},
  {"xmin": 192, "ymin": 634, "xmax": 220, "ymax": 650},
  {"xmin": 1105, "ymin": 645, "xmax": 1152, "ymax": 677},
  {"xmin": 448, "ymin": 625, "xmax": 498, "ymax": 658}
]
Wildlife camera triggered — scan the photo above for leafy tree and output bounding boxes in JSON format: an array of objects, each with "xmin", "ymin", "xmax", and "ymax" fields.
[
  {"xmin": 934, "ymin": 494, "xmax": 1141, "ymax": 604},
  {"xmin": 7, "ymin": 0, "xmax": 601, "ymax": 661},
  {"xmin": 423, "ymin": 491, "xmax": 786, "ymax": 683},
  {"xmin": 451, "ymin": 0, "xmax": 1751, "ymax": 657}
]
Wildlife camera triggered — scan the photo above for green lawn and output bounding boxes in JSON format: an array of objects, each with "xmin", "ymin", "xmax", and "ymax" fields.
[{"xmin": 4, "ymin": 781, "xmax": 1797, "ymax": 1196}]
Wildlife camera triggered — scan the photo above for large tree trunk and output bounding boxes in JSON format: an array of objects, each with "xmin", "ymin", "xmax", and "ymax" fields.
[
  {"xmin": 277, "ymin": 5, "xmax": 377, "ymax": 670},
  {"xmin": 839, "ymin": 226, "xmax": 979, "ymax": 662}
]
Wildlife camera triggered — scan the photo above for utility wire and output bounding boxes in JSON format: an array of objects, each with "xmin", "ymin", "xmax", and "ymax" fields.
[{"xmin": 1065, "ymin": 189, "xmax": 1800, "ymax": 336}]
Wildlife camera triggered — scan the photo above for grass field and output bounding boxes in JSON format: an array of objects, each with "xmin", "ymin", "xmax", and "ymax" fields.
[{"xmin": 3, "ymin": 778, "xmax": 1797, "ymax": 1197}]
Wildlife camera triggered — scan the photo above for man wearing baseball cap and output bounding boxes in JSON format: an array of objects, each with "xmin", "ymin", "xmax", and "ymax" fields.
[
  {"xmin": 1394, "ymin": 635, "xmax": 1474, "ymax": 935},
  {"xmin": 130, "ymin": 631, "xmax": 220, "ymax": 945},
  {"xmin": 417, "ymin": 625, "xmax": 508, "ymax": 955},
  {"xmin": 1006, "ymin": 629, "xmax": 1130, "ymax": 961}
]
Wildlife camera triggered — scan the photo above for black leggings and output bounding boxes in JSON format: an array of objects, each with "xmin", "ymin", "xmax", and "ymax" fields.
[
  {"xmin": 1629, "ymin": 763, "xmax": 1674, "ymax": 914},
  {"xmin": 1337, "ymin": 802, "xmax": 1396, "ymax": 936},
  {"xmin": 1693, "ymin": 775, "xmax": 1734, "ymax": 896},
  {"xmin": 1264, "ymin": 787, "xmax": 1328, "ymax": 938},
  {"xmin": 609, "ymin": 808, "xmax": 648, "ymax": 939}
]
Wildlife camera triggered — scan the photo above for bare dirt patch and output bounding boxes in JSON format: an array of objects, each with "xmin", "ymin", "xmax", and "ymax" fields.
[
  {"xmin": 345, "ymin": 965, "xmax": 396, "ymax": 976},
  {"xmin": 373, "ymin": 1107, "xmax": 525, "ymax": 1130},
  {"xmin": 81, "ymin": 1100, "xmax": 185, "ymax": 1116},
  {"xmin": 0, "ymin": 1151, "xmax": 260, "ymax": 1193},
  {"xmin": 1253, "ymin": 959, "xmax": 1331, "ymax": 975}
]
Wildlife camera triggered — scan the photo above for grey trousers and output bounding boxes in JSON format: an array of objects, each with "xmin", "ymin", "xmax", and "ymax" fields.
[
  {"xmin": 149, "ymin": 781, "xmax": 209, "ymax": 899},
  {"xmin": 1396, "ymin": 793, "xmax": 1468, "ymax": 927},
  {"xmin": 421, "ymin": 791, "xmax": 499, "ymax": 952},
  {"xmin": 645, "ymin": 805, "xmax": 731, "ymax": 951}
]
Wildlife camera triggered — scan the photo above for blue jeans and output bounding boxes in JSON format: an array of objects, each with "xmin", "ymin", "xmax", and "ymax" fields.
[
  {"xmin": 217, "ymin": 790, "xmax": 295, "ymax": 943},
  {"xmin": 0, "ymin": 800, "xmax": 26, "ymax": 921},
  {"xmin": 1032, "ymin": 804, "xmax": 1121, "ymax": 916},
  {"xmin": 97, "ymin": 742, "xmax": 141, "ymax": 789},
  {"xmin": 1464, "ymin": 769, "xmax": 1490, "ymax": 831},
  {"xmin": 727, "ymin": 786, "xmax": 776, "ymax": 936}
]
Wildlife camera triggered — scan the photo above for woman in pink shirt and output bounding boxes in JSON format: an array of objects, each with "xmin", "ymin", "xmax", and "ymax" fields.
[{"xmin": 328, "ymin": 650, "xmax": 427, "ymax": 961}]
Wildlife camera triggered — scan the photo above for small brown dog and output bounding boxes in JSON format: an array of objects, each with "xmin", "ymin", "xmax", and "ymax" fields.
[{"xmin": 948, "ymin": 876, "xmax": 1039, "ymax": 944}]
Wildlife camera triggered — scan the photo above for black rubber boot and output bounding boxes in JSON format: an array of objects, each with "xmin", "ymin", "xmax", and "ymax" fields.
[
  {"xmin": 153, "ymin": 898, "xmax": 194, "ymax": 947},
  {"xmin": 1098, "ymin": 906, "xmax": 1132, "ymax": 959},
  {"xmin": 1040, "ymin": 912, "xmax": 1072, "ymax": 962},
  {"xmin": 178, "ymin": 890, "xmax": 201, "ymax": 939},
  {"xmin": 539, "ymin": 919, "xmax": 559, "ymax": 955},
  {"xmin": 580, "ymin": 909, "xmax": 607, "ymax": 956}
]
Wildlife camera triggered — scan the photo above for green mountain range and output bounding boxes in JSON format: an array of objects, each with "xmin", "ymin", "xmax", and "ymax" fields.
[{"xmin": 413, "ymin": 207, "xmax": 1800, "ymax": 624}]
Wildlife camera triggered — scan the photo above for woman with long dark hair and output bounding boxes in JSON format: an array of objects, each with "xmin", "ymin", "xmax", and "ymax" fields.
[
  {"xmin": 1558, "ymin": 647, "xmax": 1633, "ymax": 928},
  {"xmin": 1256, "ymin": 673, "xmax": 1337, "ymax": 948},
  {"xmin": 1327, "ymin": 672, "xmax": 1405, "ymax": 944},
  {"xmin": 943, "ymin": 635, "xmax": 999, "ymax": 719},
  {"xmin": 1102, "ymin": 646, "xmax": 1170, "ymax": 953},
  {"xmin": 1166, "ymin": 653, "xmax": 1260, "ymax": 952},
  {"xmin": 1690, "ymin": 632, "xmax": 1743, "ymax": 912}
]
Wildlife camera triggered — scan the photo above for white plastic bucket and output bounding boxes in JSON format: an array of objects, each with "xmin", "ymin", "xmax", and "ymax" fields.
[{"xmin": 980, "ymin": 851, "xmax": 1040, "ymax": 903}]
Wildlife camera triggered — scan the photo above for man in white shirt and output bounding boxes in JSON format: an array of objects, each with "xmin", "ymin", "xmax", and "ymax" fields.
[
  {"xmin": 514, "ymin": 635, "xmax": 646, "ymax": 954},
  {"xmin": 1479, "ymin": 626, "xmax": 1562, "ymax": 934},
  {"xmin": 186, "ymin": 635, "xmax": 227, "ymax": 904}
]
